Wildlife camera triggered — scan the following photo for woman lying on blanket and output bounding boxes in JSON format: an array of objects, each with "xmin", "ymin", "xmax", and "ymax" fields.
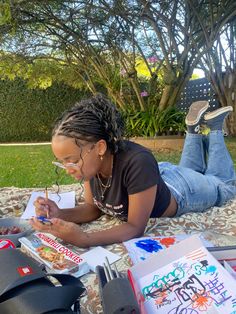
[{"xmin": 31, "ymin": 94, "xmax": 236, "ymax": 247}]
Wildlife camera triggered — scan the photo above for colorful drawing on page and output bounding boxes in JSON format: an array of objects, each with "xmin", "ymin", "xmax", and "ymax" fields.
[
  {"xmin": 138, "ymin": 246, "xmax": 236, "ymax": 314},
  {"xmin": 124, "ymin": 234, "xmax": 213, "ymax": 265}
]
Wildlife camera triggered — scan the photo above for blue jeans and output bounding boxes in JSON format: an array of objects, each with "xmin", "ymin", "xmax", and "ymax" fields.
[{"xmin": 159, "ymin": 131, "xmax": 236, "ymax": 216}]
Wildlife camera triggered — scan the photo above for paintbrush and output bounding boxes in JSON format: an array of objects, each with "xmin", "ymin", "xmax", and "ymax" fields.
[{"xmin": 45, "ymin": 187, "xmax": 49, "ymax": 218}]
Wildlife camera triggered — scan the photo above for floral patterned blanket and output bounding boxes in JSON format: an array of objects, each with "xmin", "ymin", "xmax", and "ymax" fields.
[{"xmin": 1, "ymin": 184, "xmax": 236, "ymax": 314}]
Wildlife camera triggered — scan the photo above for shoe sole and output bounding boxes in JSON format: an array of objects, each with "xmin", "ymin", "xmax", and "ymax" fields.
[
  {"xmin": 185, "ymin": 101, "xmax": 209, "ymax": 126},
  {"xmin": 204, "ymin": 106, "xmax": 233, "ymax": 120}
]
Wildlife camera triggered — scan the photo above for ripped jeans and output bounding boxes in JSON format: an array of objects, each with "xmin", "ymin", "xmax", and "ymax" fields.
[{"xmin": 159, "ymin": 131, "xmax": 236, "ymax": 216}]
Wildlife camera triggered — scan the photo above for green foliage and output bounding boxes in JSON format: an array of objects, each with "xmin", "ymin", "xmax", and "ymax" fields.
[
  {"xmin": 122, "ymin": 106, "xmax": 186, "ymax": 137},
  {"xmin": 0, "ymin": 76, "xmax": 184, "ymax": 143},
  {"xmin": 0, "ymin": 55, "xmax": 87, "ymax": 90},
  {"xmin": 0, "ymin": 0, "xmax": 234, "ymax": 111},
  {"xmin": 0, "ymin": 1, "xmax": 11, "ymax": 26},
  {"xmin": 122, "ymin": 106, "xmax": 159, "ymax": 137},
  {"xmin": 0, "ymin": 78, "xmax": 91, "ymax": 142}
]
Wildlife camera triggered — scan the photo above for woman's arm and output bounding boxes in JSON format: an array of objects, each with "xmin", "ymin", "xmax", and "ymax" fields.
[
  {"xmin": 57, "ymin": 181, "xmax": 101, "ymax": 223},
  {"xmin": 57, "ymin": 203, "xmax": 101, "ymax": 223},
  {"xmin": 76, "ymin": 184, "xmax": 157, "ymax": 246},
  {"xmin": 34, "ymin": 181, "xmax": 101, "ymax": 223},
  {"xmin": 34, "ymin": 184, "xmax": 157, "ymax": 247},
  {"xmin": 32, "ymin": 184, "xmax": 157, "ymax": 247}
]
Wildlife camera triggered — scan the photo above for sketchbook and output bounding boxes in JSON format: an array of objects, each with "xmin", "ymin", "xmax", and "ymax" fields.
[
  {"xmin": 21, "ymin": 191, "xmax": 75, "ymax": 219},
  {"xmin": 128, "ymin": 235, "xmax": 236, "ymax": 314}
]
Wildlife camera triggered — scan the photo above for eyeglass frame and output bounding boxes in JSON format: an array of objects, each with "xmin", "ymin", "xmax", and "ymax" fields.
[{"xmin": 52, "ymin": 143, "xmax": 96, "ymax": 169}]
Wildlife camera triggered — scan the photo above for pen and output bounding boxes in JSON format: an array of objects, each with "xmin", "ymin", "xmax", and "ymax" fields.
[{"xmin": 45, "ymin": 187, "xmax": 49, "ymax": 218}]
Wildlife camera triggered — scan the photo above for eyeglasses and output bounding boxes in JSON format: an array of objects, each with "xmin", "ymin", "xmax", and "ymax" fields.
[{"xmin": 52, "ymin": 144, "xmax": 95, "ymax": 169}]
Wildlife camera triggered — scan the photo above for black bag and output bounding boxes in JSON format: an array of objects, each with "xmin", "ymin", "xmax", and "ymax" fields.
[{"xmin": 0, "ymin": 249, "xmax": 85, "ymax": 314}]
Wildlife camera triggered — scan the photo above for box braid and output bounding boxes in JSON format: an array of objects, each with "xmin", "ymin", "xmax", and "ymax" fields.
[{"xmin": 52, "ymin": 94, "xmax": 125, "ymax": 154}]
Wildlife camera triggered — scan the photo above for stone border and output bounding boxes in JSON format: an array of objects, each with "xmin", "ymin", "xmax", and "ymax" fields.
[{"xmin": 130, "ymin": 136, "xmax": 185, "ymax": 151}]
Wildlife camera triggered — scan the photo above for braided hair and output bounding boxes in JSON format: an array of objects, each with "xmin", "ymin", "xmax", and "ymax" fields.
[{"xmin": 52, "ymin": 94, "xmax": 125, "ymax": 153}]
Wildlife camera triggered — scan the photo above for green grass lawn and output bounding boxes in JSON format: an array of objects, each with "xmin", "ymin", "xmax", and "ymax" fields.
[
  {"xmin": 0, "ymin": 137, "xmax": 236, "ymax": 188},
  {"xmin": 0, "ymin": 145, "xmax": 75, "ymax": 188}
]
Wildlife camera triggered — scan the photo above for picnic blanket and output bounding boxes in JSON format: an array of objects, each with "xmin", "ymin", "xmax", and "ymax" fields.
[{"xmin": 1, "ymin": 184, "xmax": 236, "ymax": 314}]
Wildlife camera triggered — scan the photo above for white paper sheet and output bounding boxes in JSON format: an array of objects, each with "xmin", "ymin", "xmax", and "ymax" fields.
[
  {"xmin": 81, "ymin": 246, "xmax": 121, "ymax": 272},
  {"xmin": 21, "ymin": 191, "xmax": 75, "ymax": 219}
]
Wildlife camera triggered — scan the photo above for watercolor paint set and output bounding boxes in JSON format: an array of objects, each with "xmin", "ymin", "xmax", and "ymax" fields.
[{"xmin": 127, "ymin": 235, "xmax": 236, "ymax": 314}]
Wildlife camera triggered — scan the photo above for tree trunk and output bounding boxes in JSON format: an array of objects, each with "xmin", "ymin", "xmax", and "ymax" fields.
[
  {"xmin": 107, "ymin": 88, "xmax": 126, "ymax": 109},
  {"xmin": 209, "ymin": 70, "xmax": 236, "ymax": 135},
  {"xmin": 225, "ymin": 72, "xmax": 236, "ymax": 136},
  {"xmin": 159, "ymin": 85, "xmax": 174, "ymax": 110},
  {"xmin": 159, "ymin": 73, "xmax": 192, "ymax": 110},
  {"xmin": 227, "ymin": 110, "xmax": 236, "ymax": 135}
]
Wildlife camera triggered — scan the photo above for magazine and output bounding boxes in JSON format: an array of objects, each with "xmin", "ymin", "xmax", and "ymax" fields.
[{"xmin": 19, "ymin": 232, "xmax": 90, "ymax": 277}]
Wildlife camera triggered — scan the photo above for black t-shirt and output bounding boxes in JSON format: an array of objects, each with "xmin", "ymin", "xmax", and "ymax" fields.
[{"xmin": 90, "ymin": 140, "xmax": 171, "ymax": 221}]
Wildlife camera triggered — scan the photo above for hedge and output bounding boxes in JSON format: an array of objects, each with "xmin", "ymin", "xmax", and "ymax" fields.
[{"xmin": 0, "ymin": 79, "xmax": 90, "ymax": 142}]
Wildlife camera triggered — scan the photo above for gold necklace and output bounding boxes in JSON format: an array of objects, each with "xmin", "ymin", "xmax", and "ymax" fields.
[
  {"xmin": 97, "ymin": 175, "xmax": 112, "ymax": 200},
  {"xmin": 97, "ymin": 156, "xmax": 113, "ymax": 200},
  {"xmin": 97, "ymin": 173, "xmax": 112, "ymax": 188}
]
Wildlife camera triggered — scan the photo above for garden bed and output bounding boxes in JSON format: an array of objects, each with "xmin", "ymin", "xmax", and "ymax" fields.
[{"xmin": 130, "ymin": 135, "xmax": 185, "ymax": 151}]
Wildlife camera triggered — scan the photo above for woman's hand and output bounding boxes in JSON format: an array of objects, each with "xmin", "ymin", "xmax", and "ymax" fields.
[
  {"xmin": 30, "ymin": 217, "xmax": 86, "ymax": 246},
  {"xmin": 33, "ymin": 197, "xmax": 59, "ymax": 218}
]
